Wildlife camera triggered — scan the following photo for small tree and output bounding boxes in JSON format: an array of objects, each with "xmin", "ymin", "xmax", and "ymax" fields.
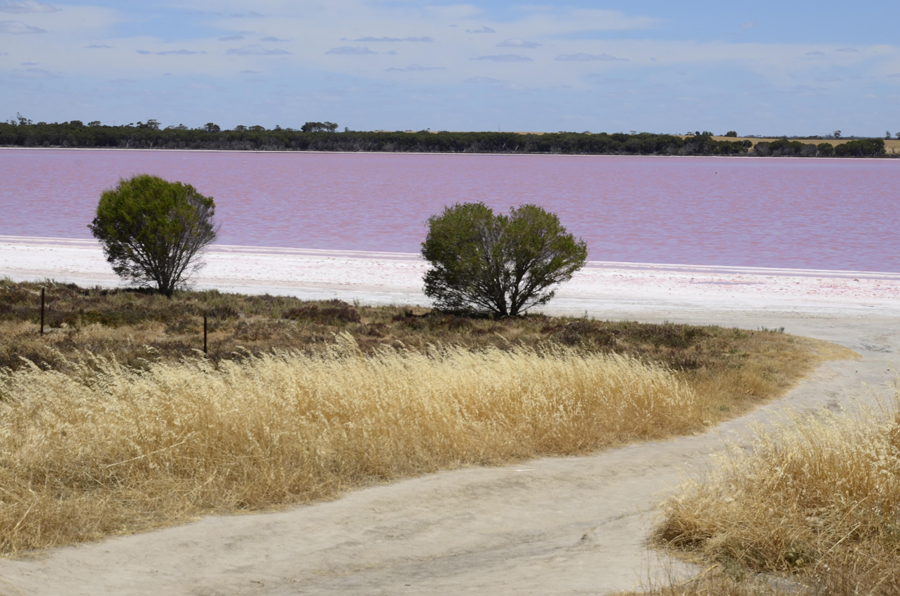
[
  {"xmin": 421, "ymin": 202, "xmax": 587, "ymax": 316},
  {"xmin": 724, "ymin": 130, "xmax": 738, "ymax": 137},
  {"xmin": 89, "ymin": 175, "xmax": 218, "ymax": 296}
]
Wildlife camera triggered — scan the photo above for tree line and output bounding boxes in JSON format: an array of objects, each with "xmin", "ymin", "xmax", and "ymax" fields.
[{"xmin": 0, "ymin": 119, "xmax": 889, "ymax": 158}]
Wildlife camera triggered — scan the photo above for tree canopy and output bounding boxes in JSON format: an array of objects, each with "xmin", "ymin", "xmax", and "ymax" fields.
[
  {"xmin": 422, "ymin": 203, "xmax": 587, "ymax": 317},
  {"xmin": 88, "ymin": 174, "xmax": 218, "ymax": 296}
]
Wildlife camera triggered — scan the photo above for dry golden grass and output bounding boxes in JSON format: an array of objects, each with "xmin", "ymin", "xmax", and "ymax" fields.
[
  {"xmin": 0, "ymin": 280, "xmax": 853, "ymax": 558},
  {"xmin": 1, "ymin": 280, "xmax": 848, "ymax": 429},
  {"xmin": 652, "ymin": 388, "xmax": 900, "ymax": 596},
  {"xmin": 0, "ymin": 337, "xmax": 704, "ymax": 556}
]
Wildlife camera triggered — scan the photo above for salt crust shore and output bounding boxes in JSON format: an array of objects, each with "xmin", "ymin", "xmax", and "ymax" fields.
[{"xmin": 2, "ymin": 234, "xmax": 899, "ymax": 318}]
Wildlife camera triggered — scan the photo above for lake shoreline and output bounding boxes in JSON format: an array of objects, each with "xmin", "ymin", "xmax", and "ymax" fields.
[{"xmin": 3, "ymin": 235, "xmax": 899, "ymax": 318}]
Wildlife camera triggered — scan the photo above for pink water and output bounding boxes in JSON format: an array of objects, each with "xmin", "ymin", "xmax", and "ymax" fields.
[{"xmin": 1, "ymin": 149, "xmax": 898, "ymax": 272}]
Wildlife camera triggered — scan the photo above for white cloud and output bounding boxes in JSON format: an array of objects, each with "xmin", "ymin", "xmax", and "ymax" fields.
[
  {"xmin": 218, "ymin": 34, "xmax": 243, "ymax": 41},
  {"xmin": 386, "ymin": 64, "xmax": 446, "ymax": 72},
  {"xmin": 555, "ymin": 53, "xmax": 627, "ymax": 62},
  {"xmin": 836, "ymin": 47, "xmax": 858, "ymax": 53},
  {"xmin": 84, "ymin": 44, "xmax": 112, "ymax": 49},
  {"xmin": 12, "ymin": 65, "xmax": 56, "ymax": 77},
  {"xmin": 806, "ymin": 51, "xmax": 825, "ymax": 57},
  {"xmin": 0, "ymin": 0, "xmax": 57, "ymax": 14},
  {"xmin": 472, "ymin": 54, "xmax": 531, "ymax": 62},
  {"xmin": 326, "ymin": 46, "xmax": 375, "ymax": 55},
  {"xmin": 741, "ymin": 22, "xmax": 755, "ymax": 29},
  {"xmin": 466, "ymin": 26, "xmax": 495, "ymax": 34},
  {"xmin": 0, "ymin": 19, "xmax": 45, "ymax": 33},
  {"xmin": 137, "ymin": 49, "xmax": 206, "ymax": 56},
  {"xmin": 555, "ymin": 9, "xmax": 658, "ymax": 31},
  {"xmin": 188, "ymin": 82, "xmax": 221, "ymax": 91},
  {"xmin": 466, "ymin": 76, "xmax": 505, "ymax": 84},
  {"xmin": 463, "ymin": 76, "xmax": 526, "ymax": 90},
  {"xmin": 228, "ymin": 10, "xmax": 263, "ymax": 18},
  {"xmin": 260, "ymin": 36, "xmax": 289, "ymax": 42},
  {"xmin": 353, "ymin": 36, "xmax": 433, "ymax": 42},
  {"xmin": 227, "ymin": 44, "xmax": 291, "ymax": 55},
  {"xmin": 497, "ymin": 38, "xmax": 540, "ymax": 49}
]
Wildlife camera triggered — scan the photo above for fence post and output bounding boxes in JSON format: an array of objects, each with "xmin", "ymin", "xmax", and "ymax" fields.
[
  {"xmin": 204, "ymin": 315, "xmax": 208, "ymax": 355},
  {"xmin": 40, "ymin": 287, "xmax": 45, "ymax": 335}
]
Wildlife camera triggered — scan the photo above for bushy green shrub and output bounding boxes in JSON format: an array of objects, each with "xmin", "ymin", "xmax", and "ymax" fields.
[
  {"xmin": 421, "ymin": 203, "xmax": 587, "ymax": 316},
  {"xmin": 89, "ymin": 174, "xmax": 218, "ymax": 296}
]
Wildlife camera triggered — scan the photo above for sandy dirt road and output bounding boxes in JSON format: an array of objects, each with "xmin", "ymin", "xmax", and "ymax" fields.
[{"xmin": 1, "ymin": 239, "xmax": 898, "ymax": 595}]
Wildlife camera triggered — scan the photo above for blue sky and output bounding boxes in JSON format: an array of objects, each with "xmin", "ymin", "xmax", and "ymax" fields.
[{"xmin": 1, "ymin": 0, "xmax": 898, "ymax": 135}]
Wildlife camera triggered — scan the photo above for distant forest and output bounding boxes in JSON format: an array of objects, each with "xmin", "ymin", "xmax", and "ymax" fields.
[{"xmin": 0, "ymin": 118, "xmax": 890, "ymax": 158}]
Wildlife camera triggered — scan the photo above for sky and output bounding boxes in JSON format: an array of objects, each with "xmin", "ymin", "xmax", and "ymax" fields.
[{"xmin": 1, "ymin": 0, "xmax": 898, "ymax": 136}]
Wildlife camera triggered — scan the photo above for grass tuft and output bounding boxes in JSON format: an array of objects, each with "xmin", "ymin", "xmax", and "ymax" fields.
[{"xmin": 652, "ymin": 389, "xmax": 900, "ymax": 595}]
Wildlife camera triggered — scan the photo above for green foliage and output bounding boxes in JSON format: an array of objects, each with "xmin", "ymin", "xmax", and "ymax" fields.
[
  {"xmin": 421, "ymin": 203, "xmax": 587, "ymax": 317},
  {"xmin": 1, "ymin": 120, "xmax": 893, "ymax": 158},
  {"xmin": 754, "ymin": 138, "xmax": 819, "ymax": 157},
  {"xmin": 301, "ymin": 121, "xmax": 338, "ymax": 132},
  {"xmin": 834, "ymin": 138, "xmax": 885, "ymax": 157},
  {"xmin": 817, "ymin": 143, "xmax": 835, "ymax": 157},
  {"xmin": 88, "ymin": 175, "xmax": 218, "ymax": 296}
]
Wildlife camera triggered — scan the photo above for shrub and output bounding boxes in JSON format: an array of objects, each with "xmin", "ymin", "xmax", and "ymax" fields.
[
  {"xmin": 421, "ymin": 203, "xmax": 587, "ymax": 316},
  {"xmin": 88, "ymin": 174, "xmax": 218, "ymax": 296},
  {"xmin": 834, "ymin": 138, "xmax": 885, "ymax": 157}
]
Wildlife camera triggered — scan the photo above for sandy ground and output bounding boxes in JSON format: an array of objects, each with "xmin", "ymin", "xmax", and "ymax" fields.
[{"xmin": 1, "ymin": 236, "xmax": 899, "ymax": 595}]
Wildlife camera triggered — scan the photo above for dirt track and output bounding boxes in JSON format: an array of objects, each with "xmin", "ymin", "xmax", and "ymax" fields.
[{"xmin": 0, "ymin": 305, "xmax": 895, "ymax": 596}]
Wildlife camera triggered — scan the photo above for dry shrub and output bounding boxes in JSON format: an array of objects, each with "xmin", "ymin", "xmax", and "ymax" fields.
[
  {"xmin": 654, "ymin": 387, "xmax": 900, "ymax": 595},
  {"xmin": 0, "ymin": 336, "xmax": 701, "ymax": 555},
  {"xmin": 619, "ymin": 567, "xmax": 797, "ymax": 596}
]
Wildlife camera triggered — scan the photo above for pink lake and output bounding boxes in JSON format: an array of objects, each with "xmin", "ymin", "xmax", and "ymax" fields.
[{"xmin": 1, "ymin": 148, "xmax": 898, "ymax": 272}]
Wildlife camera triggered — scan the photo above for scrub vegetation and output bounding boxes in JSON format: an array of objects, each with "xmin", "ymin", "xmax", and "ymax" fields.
[
  {"xmin": 0, "ymin": 119, "xmax": 891, "ymax": 157},
  {"xmin": 89, "ymin": 174, "xmax": 218, "ymax": 296},
  {"xmin": 639, "ymin": 393, "xmax": 900, "ymax": 596},
  {"xmin": 0, "ymin": 279, "xmax": 851, "ymax": 556},
  {"xmin": 422, "ymin": 202, "xmax": 587, "ymax": 316}
]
